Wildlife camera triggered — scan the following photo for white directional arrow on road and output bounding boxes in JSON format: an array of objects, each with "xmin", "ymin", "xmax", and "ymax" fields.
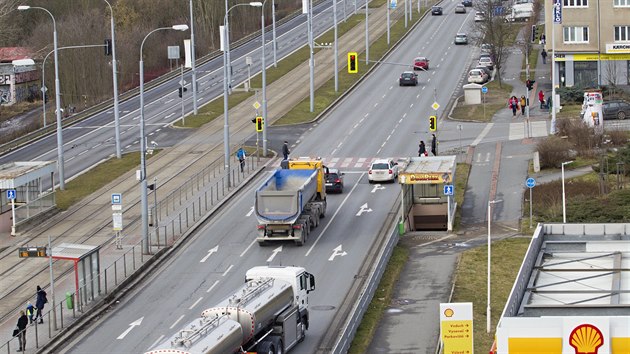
[
  {"xmin": 199, "ymin": 245, "xmax": 219, "ymax": 263},
  {"xmin": 117, "ymin": 317, "xmax": 143, "ymax": 339},
  {"xmin": 371, "ymin": 184, "xmax": 385, "ymax": 193},
  {"xmin": 356, "ymin": 203, "xmax": 373, "ymax": 216},
  {"xmin": 328, "ymin": 245, "xmax": 347, "ymax": 261},
  {"xmin": 266, "ymin": 246, "xmax": 283, "ymax": 262},
  {"xmin": 246, "ymin": 206, "xmax": 255, "ymax": 217}
]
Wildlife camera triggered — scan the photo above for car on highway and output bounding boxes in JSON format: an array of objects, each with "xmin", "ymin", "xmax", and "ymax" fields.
[
  {"xmin": 462, "ymin": 0, "xmax": 473, "ymax": 6},
  {"xmin": 474, "ymin": 11, "xmax": 485, "ymax": 21},
  {"xmin": 399, "ymin": 71, "xmax": 419, "ymax": 86},
  {"xmin": 325, "ymin": 168, "xmax": 344, "ymax": 193},
  {"xmin": 431, "ymin": 6, "xmax": 443, "ymax": 15},
  {"xmin": 468, "ymin": 68, "xmax": 489, "ymax": 84},
  {"xmin": 478, "ymin": 56, "xmax": 494, "ymax": 70},
  {"xmin": 454, "ymin": 33, "xmax": 468, "ymax": 45},
  {"xmin": 455, "ymin": 4, "xmax": 466, "ymax": 13},
  {"xmin": 602, "ymin": 100, "xmax": 630, "ymax": 120},
  {"xmin": 368, "ymin": 159, "xmax": 399, "ymax": 183},
  {"xmin": 413, "ymin": 56, "xmax": 430, "ymax": 70}
]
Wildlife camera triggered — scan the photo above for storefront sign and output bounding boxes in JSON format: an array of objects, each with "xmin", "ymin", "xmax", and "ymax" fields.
[
  {"xmin": 606, "ymin": 43, "xmax": 630, "ymax": 54},
  {"xmin": 440, "ymin": 303, "xmax": 474, "ymax": 354},
  {"xmin": 553, "ymin": 0, "xmax": 562, "ymax": 24},
  {"xmin": 553, "ymin": 53, "xmax": 630, "ymax": 61},
  {"xmin": 399, "ymin": 172, "xmax": 452, "ymax": 184}
]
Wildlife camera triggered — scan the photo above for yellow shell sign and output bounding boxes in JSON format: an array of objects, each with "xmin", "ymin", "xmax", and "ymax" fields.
[{"xmin": 570, "ymin": 324, "xmax": 604, "ymax": 354}]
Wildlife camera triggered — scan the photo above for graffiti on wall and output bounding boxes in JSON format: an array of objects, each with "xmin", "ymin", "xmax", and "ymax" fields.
[
  {"xmin": 0, "ymin": 75, "xmax": 11, "ymax": 85},
  {"xmin": 0, "ymin": 85, "xmax": 11, "ymax": 104},
  {"xmin": 15, "ymin": 70, "xmax": 39, "ymax": 84}
]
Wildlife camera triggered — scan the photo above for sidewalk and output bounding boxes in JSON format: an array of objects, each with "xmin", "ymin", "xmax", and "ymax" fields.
[{"xmin": 0, "ymin": 3, "xmax": 409, "ymax": 353}]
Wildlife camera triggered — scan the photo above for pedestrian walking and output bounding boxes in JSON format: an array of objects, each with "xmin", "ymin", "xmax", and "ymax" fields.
[
  {"xmin": 26, "ymin": 303, "xmax": 35, "ymax": 324},
  {"xmin": 35, "ymin": 285, "xmax": 47, "ymax": 324},
  {"xmin": 14, "ymin": 310, "xmax": 27, "ymax": 352},
  {"xmin": 538, "ymin": 90, "xmax": 545, "ymax": 109},
  {"xmin": 541, "ymin": 48, "xmax": 547, "ymax": 64},
  {"xmin": 520, "ymin": 95, "xmax": 527, "ymax": 115},
  {"xmin": 540, "ymin": 33, "xmax": 546, "ymax": 45},
  {"xmin": 236, "ymin": 147, "xmax": 246, "ymax": 172},
  {"xmin": 431, "ymin": 134, "xmax": 437, "ymax": 156},
  {"xmin": 509, "ymin": 96, "xmax": 519, "ymax": 117},
  {"xmin": 418, "ymin": 141, "xmax": 427, "ymax": 157},
  {"xmin": 282, "ymin": 141, "xmax": 290, "ymax": 160}
]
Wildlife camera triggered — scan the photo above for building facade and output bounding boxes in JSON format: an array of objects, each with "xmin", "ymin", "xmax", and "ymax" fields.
[
  {"xmin": 544, "ymin": 0, "xmax": 630, "ymax": 88},
  {"xmin": 0, "ymin": 47, "xmax": 39, "ymax": 105}
]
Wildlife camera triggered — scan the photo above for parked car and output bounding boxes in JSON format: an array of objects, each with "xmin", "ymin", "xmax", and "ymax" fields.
[
  {"xmin": 399, "ymin": 71, "xmax": 418, "ymax": 86},
  {"xmin": 480, "ymin": 43, "xmax": 492, "ymax": 53},
  {"xmin": 432, "ymin": 6, "xmax": 443, "ymax": 15},
  {"xmin": 474, "ymin": 65, "xmax": 492, "ymax": 77},
  {"xmin": 413, "ymin": 56, "xmax": 430, "ymax": 70},
  {"xmin": 325, "ymin": 168, "xmax": 344, "ymax": 193},
  {"xmin": 474, "ymin": 11, "xmax": 484, "ymax": 21},
  {"xmin": 368, "ymin": 159, "xmax": 399, "ymax": 183},
  {"xmin": 478, "ymin": 56, "xmax": 494, "ymax": 70},
  {"xmin": 462, "ymin": 0, "xmax": 473, "ymax": 7},
  {"xmin": 468, "ymin": 69, "xmax": 489, "ymax": 84},
  {"xmin": 602, "ymin": 100, "xmax": 630, "ymax": 120},
  {"xmin": 454, "ymin": 33, "xmax": 468, "ymax": 45},
  {"xmin": 455, "ymin": 4, "xmax": 466, "ymax": 13}
]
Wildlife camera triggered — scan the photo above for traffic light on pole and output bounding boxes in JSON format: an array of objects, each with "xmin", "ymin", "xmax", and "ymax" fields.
[
  {"xmin": 531, "ymin": 25, "xmax": 538, "ymax": 43},
  {"xmin": 348, "ymin": 52, "xmax": 358, "ymax": 74},
  {"xmin": 255, "ymin": 116, "xmax": 263, "ymax": 132},
  {"xmin": 429, "ymin": 116, "xmax": 437, "ymax": 132},
  {"xmin": 105, "ymin": 39, "xmax": 112, "ymax": 56}
]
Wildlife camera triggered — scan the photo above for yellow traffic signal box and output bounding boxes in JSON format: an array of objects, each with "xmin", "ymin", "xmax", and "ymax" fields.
[
  {"xmin": 429, "ymin": 116, "xmax": 437, "ymax": 131},
  {"xmin": 255, "ymin": 116, "xmax": 263, "ymax": 132},
  {"xmin": 348, "ymin": 52, "xmax": 358, "ymax": 74}
]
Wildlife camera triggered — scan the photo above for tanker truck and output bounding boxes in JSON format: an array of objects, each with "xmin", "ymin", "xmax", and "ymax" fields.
[
  {"xmin": 145, "ymin": 266, "xmax": 315, "ymax": 354},
  {"xmin": 255, "ymin": 158, "xmax": 327, "ymax": 246}
]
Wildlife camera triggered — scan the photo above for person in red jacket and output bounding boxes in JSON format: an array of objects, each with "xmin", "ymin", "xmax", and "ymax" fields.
[{"xmin": 538, "ymin": 90, "xmax": 545, "ymax": 109}]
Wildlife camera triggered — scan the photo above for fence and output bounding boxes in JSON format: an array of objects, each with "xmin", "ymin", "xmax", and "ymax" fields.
[{"xmin": 14, "ymin": 193, "xmax": 56, "ymax": 226}]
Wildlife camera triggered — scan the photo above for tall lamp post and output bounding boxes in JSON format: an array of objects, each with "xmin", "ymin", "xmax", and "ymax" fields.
[
  {"xmin": 561, "ymin": 160, "xmax": 573, "ymax": 224},
  {"xmin": 487, "ymin": 199, "xmax": 502, "ymax": 334},
  {"xmin": 272, "ymin": 0, "xmax": 278, "ymax": 67},
  {"xmin": 223, "ymin": 2, "xmax": 262, "ymax": 185},
  {"xmin": 101, "ymin": 0, "xmax": 122, "ymax": 159},
  {"xmin": 139, "ymin": 24, "xmax": 189, "ymax": 254},
  {"xmin": 18, "ymin": 5, "xmax": 66, "ymax": 190},
  {"xmin": 256, "ymin": 1, "xmax": 269, "ymax": 155},
  {"xmin": 189, "ymin": 0, "xmax": 198, "ymax": 114}
]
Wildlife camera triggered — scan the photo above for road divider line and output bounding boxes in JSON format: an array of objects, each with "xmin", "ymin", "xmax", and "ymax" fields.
[
  {"xmin": 206, "ymin": 280, "xmax": 219, "ymax": 293},
  {"xmin": 222, "ymin": 264, "xmax": 234, "ymax": 277},
  {"xmin": 189, "ymin": 297, "xmax": 203, "ymax": 310},
  {"xmin": 471, "ymin": 123, "xmax": 494, "ymax": 146},
  {"xmin": 169, "ymin": 315, "xmax": 185, "ymax": 329}
]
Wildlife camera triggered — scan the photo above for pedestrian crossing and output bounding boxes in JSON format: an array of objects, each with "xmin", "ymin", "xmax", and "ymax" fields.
[
  {"xmin": 508, "ymin": 121, "xmax": 548, "ymax": 141},
  {"xmin": 270, "ymin": 157, "xmax": 407, "ymax": 171}
]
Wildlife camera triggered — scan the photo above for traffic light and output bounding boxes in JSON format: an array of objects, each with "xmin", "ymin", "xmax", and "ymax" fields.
[
  {"xmin": 429, "ymin": 116, "xmax": 437, "ymax": 132},
  {"xmin": 105, "ymin": 39, "xmax": 112, "ymax": 56},
  {"xmin": 347, "ymin": 52, "xmax": 358, "ymax": 74},
  {"xmin": 526, "ymin": 79, "xmax": 535, "ymax": 91},
  {"xmin": 178, "ymin": 86, "xmax": 188, "ymax": 98},
  {"xmin": 531, "ymin": 25, "xmax": 538, "ymax": 43},
  {"xmin": 255, "ymin": 116, "xmax": 263, "ymax": 132}
]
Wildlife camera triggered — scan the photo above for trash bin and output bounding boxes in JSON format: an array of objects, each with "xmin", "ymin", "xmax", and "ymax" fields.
[
  {"xmin": 65, "ymin": 292, "xmax": 74, "ymax": 310},
  {"xmin": 398, "ymin": 219, "xmax": 405, "ymax": 235}
]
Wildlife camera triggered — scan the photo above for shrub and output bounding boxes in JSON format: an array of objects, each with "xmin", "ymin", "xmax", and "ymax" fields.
[
  {"xmin": 556, "ymin": 118, "xmax": 601, "ymax": 156},
  {"xmin": 606, "ymin": 129, "xmax": 630, "ymax": 147},
  {"xmin": 557, "ymin": 86, "xmax": 587, "ymax": 103},
  {"xmin": 536, "ymin": 136, "xmax": 572, "ymax": 168}
]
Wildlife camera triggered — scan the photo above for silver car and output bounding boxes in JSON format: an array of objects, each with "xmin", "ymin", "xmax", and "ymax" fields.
[
  {"xmin": 368, "ymin": 159, "xmax": 399, "ymax": 183},
  {"xmin": 478, "ymin": 56, "xmax": 494, "ymax": 70},
  {"xmin": 454, "ymin": 33, "xmax": 468, "ymax": 45},
  {"xmin": 468, "ymin": 69, "xmax": 489, "ymax": 84}
]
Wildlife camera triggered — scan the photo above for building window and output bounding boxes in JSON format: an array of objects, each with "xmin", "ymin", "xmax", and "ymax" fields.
[
  {"xmin": 563, "ymin": 0, "xmax": 588, "ymax": 7},
  {"xmin": 615, "ymin": 26, "xmax": 630, "ymax": 41},
  {"xmin": 614, "ymin": 0, "xmax": 630, "ymax": 7},
  {"xmin": 563, "ymin": 26, "xmax": 589, "ymax": 43}
]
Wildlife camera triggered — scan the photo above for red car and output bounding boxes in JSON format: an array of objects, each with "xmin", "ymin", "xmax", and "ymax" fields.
[{"xmin": 413, "ymin": 57, "xmax": 429, "ymax": 71}]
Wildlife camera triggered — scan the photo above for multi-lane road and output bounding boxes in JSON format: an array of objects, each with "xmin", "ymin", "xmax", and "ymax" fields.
[{"xmin": 59, "ymin": 2, "xmax": 482, "ymax": 353}]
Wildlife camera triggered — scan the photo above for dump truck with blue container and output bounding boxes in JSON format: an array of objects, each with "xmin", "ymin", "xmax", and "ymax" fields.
[{"xmin": 255, "ymin": 158, "xmax": 327, "ymax": 246}]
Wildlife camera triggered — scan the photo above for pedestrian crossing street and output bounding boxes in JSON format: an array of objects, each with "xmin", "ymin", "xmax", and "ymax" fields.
[{"xmin": 507, "ymin": 120, "xmax": 548, "ymax": 141}]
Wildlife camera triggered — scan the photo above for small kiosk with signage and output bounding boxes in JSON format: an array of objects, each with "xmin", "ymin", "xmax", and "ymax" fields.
[
  {"xmin": 398, "ymin": 156, "xmax": 457, "ymax": 231},
  {"xmin": 51, "ymin": 243, "xmax": 101, "ymax": 310}
]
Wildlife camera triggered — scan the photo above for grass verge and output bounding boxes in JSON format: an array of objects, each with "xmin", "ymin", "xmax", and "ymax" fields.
[
  {"xmin": 453, "ymin": 163, "xmax": 471, "ymax": 231},
  {"xmin": 348, "ymin": 245, "xmax": 410, "ymax": 354},
  {"xmin": 452, "ymin": 237, "xmax": 531, "ymax": 353},
  {"xmin": 55, "ymin": 151, "xmax": 159, "ymax": 210},
  {"xmin": 450, "ymin": 80, "xmax": 514, "ymax": 122}
]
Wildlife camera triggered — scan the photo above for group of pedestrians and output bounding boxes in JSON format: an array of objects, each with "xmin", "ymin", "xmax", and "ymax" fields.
[
  {"xmin": 508, "ymin": 95, "xmax": 528, "ymax": 117},
  {"xmin": 418, "ymin": 134, "xmax": 438, "ymax": 157},
  {"xmin": 13, "ymin": 286, "xmax": 47, "ymax": 352}
]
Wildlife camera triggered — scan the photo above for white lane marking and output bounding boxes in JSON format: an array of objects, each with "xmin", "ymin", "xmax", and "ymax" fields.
[
  {"xmin": 240, "ymin": 239, "xmax": 257, "ymax": 257},
  {"xmin": 189, "ymin": 297, "xmax": 203, "ymax": 310},
  {"xmin": 206, "ymin": 280, "xmax": 219, "ymax": 293},
  {"xmin": 471, "ymin": 123, "xmax": 494, "ymax": 146},
  {"xmin": 169, "ymin": 315, "xmax": 185, "ymax": 329},
  {"xmin": 266, "ymin": 246, "xmax": 283, "ymax": 262},
  {"xmin": 328, "ymin": 245, "xmax": 348, "ymax": 261},
  {"xmin": 386, "ymin": 134, "xmax": 391, "ymax": 141},
  {"xmin": 117, "ymin": 317, "xmax": 143, "ymax": 339},
  {"xmin": 246, "ymin": 206, "xmax": 255, "ymax": 217},
  {"xmin": 222, "ymin": 265, "xmax": 234, "ymax": 276},
  {"xmin": 199, "ymin": 246, "xmax": 219, "ymax": 263},
  {"xmin": 399, "ymin": 118, "xmax": 403, "ymax": 123}
]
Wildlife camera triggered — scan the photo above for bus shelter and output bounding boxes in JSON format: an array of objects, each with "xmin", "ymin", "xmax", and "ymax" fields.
[
  {"xmin": 51, "ymin": 243, "xmax": 101, "ymax": 310},
  {"xmin": 398, "ymin": 156, "xmax": 457, "ymax": 232}
]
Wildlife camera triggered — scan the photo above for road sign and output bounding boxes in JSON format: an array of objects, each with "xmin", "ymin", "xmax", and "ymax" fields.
[
  {"xmin": 526, "ymin": 178, "xmax": 536, "ymax": 188},
  {"xmin": 18, "ymin": 246, "xmax": 48, "ymax": 258},
  {"xmin": 252, "ymin": 101, "xmax": 261, "ymax": 110},
  {"xmin": 111, "ymin": 193, "xmax": 122, "ymax": 205},
  {"xmin": 443, "ymin": 185, "xmax": 454, "ymax": 195},
  {"xmin": 390, "ymin": 0, "xmax": 397, "ymax": 9},
  {"xmin": 481, "ymin": 86, "xmax": 488, "ymax": 94},
  {"xmin": 6, "ymin": 190, "xmax": 16, "ymax": 200},
  {"xmin": 113, "ymin": 212, "xmax": 123, "ymax": 231},
  {"xmin": 432, "ymin": 102, "xmax": 440, "ymax": 111}
]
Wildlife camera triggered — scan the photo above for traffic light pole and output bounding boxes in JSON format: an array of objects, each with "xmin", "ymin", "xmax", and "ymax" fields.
[{"xmin": 180, "ymin": 64, "xmax": 185, "ymax": 125}]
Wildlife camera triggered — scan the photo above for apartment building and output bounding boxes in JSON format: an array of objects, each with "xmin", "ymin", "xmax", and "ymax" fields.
[{"xmin": 544, "ymin": 0, "xmax": 630, "ymax": 88}]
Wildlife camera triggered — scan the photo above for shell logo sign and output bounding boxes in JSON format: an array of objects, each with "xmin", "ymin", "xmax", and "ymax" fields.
[{"xmin": 570, "ymin": 324, "xmax": 604, "ymax": 354}]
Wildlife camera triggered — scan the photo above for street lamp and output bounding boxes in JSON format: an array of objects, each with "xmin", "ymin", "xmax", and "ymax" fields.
[
  {"xmin": 188, "ymin": 0, "xmax": 198, "ymax": 115},
  {"xmin": 487, "ymin": 199, "xmax": 502, "ymax": 334},
  {"xmin": 561, "ymin": 160, "xmax": 573, "ymax": 224},
  {"xmin": 101, "ymin": 0, "xmax": 122, "ymax": 159},
  {"xmin": 139, "ymin": 24, "xmax": 189, "ymax": 254},
  {"xmin": 365, "ymin": 0, "xmax": 369, "ymax": 64},
  {"xmin": 253, "ymin": 1, "xmax": 270, "ymax": 156},
  {"xmin": 223, "ymin": 2, "xmax": 261, "ymax": 185},
  {"xmin": 306, "ymin": 0, "xmax": 314, "ymax": 112},
  {"xmin": 18, "ymin": 5, "xmax": 66, "ymax": 190}
]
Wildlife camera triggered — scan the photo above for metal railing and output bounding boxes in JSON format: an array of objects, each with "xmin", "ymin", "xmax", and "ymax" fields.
[{"xmin": 14, "ymin": 193, "xmax": 56, "ymax": 226}]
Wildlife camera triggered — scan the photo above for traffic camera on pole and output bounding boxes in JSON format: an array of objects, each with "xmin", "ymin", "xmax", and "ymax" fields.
[{"xmin": 348, "ymin": 52, "xmax": 358, "ymax": 74}]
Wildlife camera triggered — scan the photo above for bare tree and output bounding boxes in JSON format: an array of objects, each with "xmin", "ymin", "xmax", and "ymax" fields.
[
  {"xmin": 604, "ymin": 61, "xmax": 620, "ymax": 99},
  {"xmin": 0, "ymin": 0, "xmax": 21, "ymax": 46}
]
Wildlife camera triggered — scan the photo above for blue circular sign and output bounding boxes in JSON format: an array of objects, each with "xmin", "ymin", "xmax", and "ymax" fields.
[
  {"xmin": 526, "ymin": 177, "xmax": 536, "ymax": 188},
  {"xmin": 481, "ymin": 86, "xmax": 488, "ymax": 94}
]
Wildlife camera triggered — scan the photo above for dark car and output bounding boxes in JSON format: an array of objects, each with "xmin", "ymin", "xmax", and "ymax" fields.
[
  {"xmin": 325, "ymin": 168, "xmax": 344, "ymax": 193},
  {"xmin": 431, "ymin": 6, "xmax": 443, "ymax": 15},
  {"xmin": 399, "ymin": 71, "xmax": 418, "ymax": 86},
  {"xmin": 462, "ymin": 0, "xmax": 473, "ymax": 6},
  {"xmin": 602, "ymin": 100, "xmax": 630, "ymax": 120}
]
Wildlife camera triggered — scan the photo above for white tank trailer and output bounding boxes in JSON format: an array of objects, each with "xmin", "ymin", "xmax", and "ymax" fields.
[{"xmin": 145, "ymin": 266, "xmax": 315, "ymax": 354}]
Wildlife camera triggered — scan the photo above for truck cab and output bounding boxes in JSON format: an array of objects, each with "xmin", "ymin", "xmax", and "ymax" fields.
[{"xmin": 246, "ymin": 266, "xmax": 315, "ymax": 309}]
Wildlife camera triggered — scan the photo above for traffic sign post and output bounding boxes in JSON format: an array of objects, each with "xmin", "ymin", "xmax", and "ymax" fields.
[
  {"xmin": 7, "ymin": 189, "xmax": 16, "ymax": 236},
  {"xmin": 482, "ymin": 86, "xmax": 488, "ymax": 121},
  {"xmin": 443, "ymin": 185, "xmax": 454, "ymax": 195},
  {"xmin": 526, "ymin": 178, "xmax": 536, "ymax": 229}
]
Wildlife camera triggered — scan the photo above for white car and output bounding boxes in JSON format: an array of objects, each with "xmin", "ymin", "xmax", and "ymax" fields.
[
  {"xmin": 368, "ymin": 159, "xmax": 399, "ymax": 183},
  {"xmin": 478, "ymin": 56, "xmax": 494, "ymax": 70},
  {"xmin": 468, "ymin": 69, "xmax": 489, "ymax": 84},
  {"xmin": 474, "ymin": 11, "xmax": 484, "ymax": 22}
]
